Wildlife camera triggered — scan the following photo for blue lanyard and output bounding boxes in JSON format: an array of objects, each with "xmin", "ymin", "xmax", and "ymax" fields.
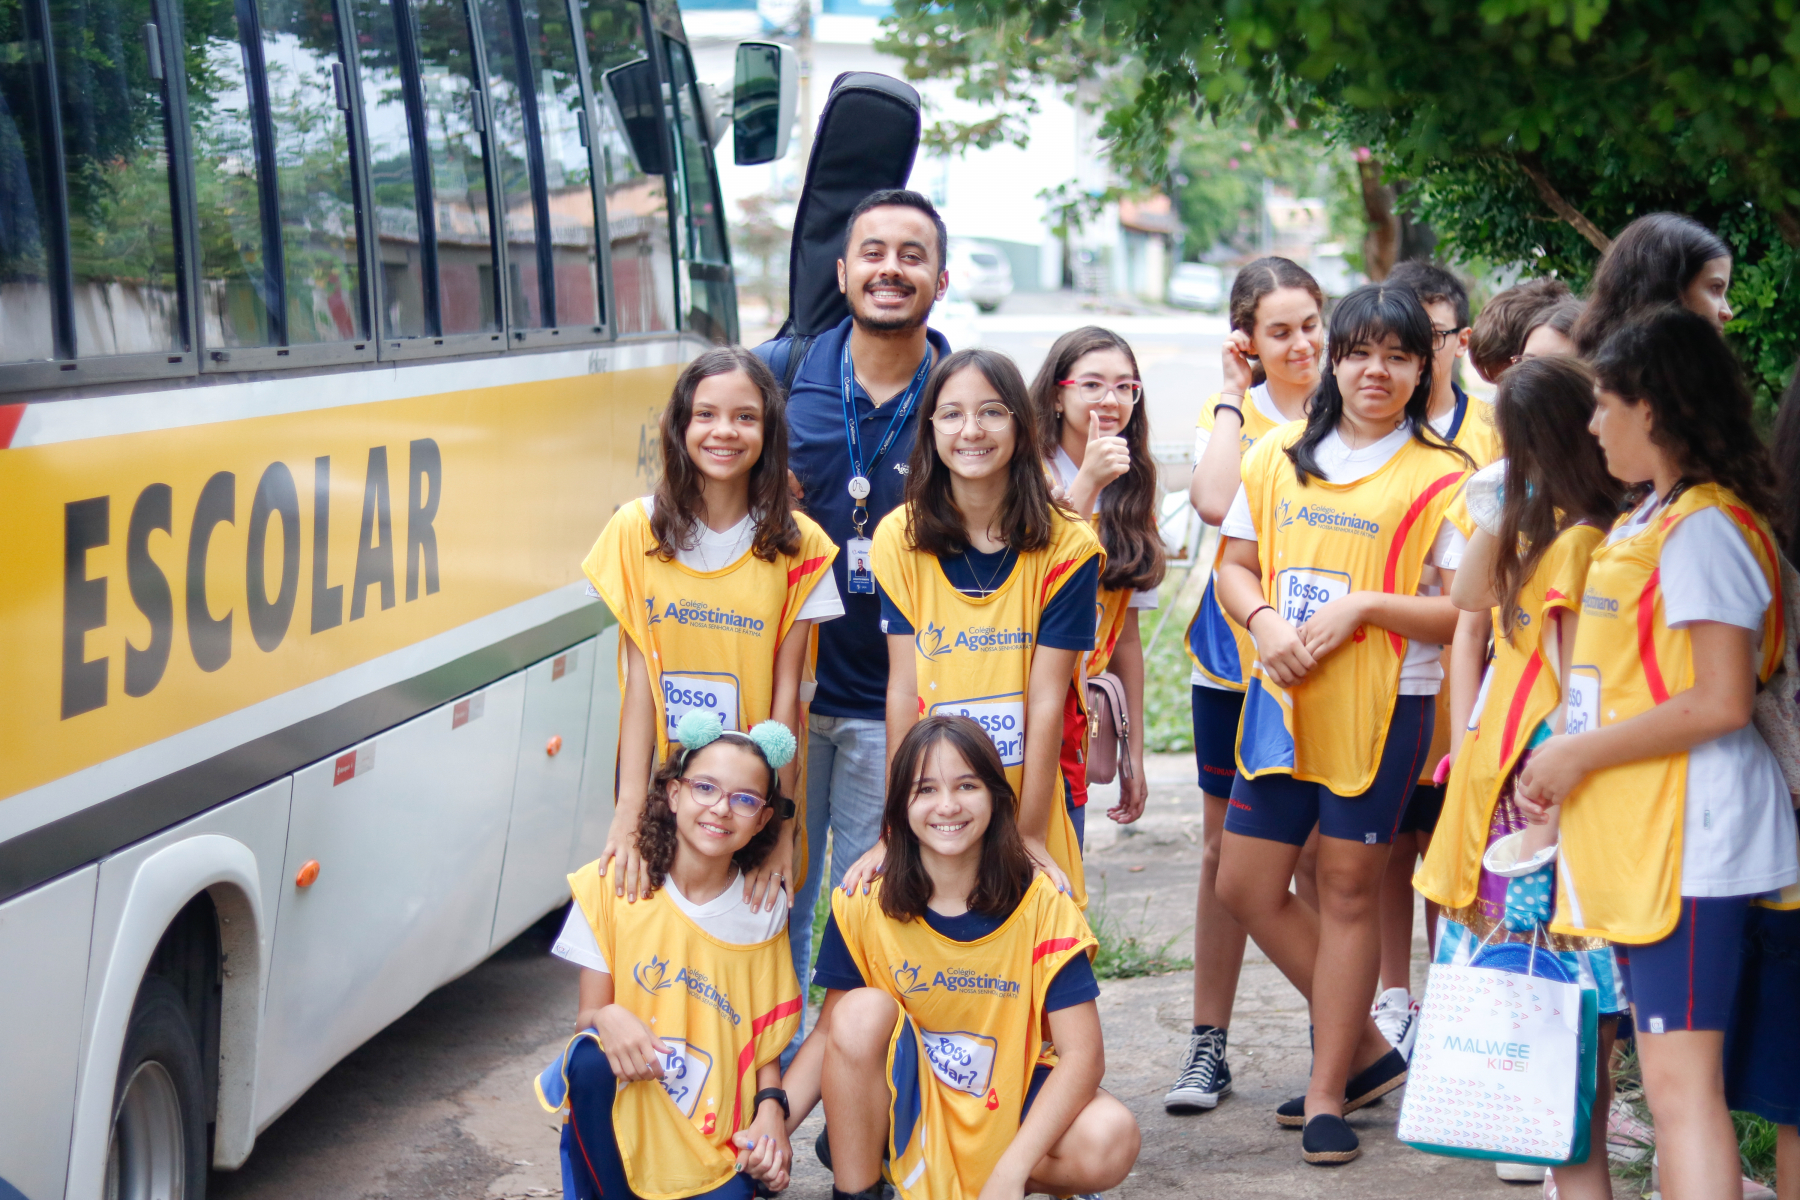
[{"xmin": 841, "ymin": 338, "xmax": 932, "ymax": 517}]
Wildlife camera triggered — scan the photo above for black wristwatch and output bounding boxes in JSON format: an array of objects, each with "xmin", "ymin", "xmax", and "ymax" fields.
[{"xmin": 752, "ymin": 1087, "xmax": 790, "ymax": 1121}]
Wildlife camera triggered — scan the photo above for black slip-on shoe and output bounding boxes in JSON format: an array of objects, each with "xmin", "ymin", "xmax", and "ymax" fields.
[
  {"xmin": 816, "ymin": 1128, "xmax": 832, "ymax": 1170},
  {"xmin": 1276, "ymin": 1047, "xmax": 1410, "ymax": 1127},
  {"xmin": 1301, "ymin": 1114, "xmax": 1361, "ymax": 1165},
  {"xmin": 1344, "ymin": 1047, "xmax": 1409, "ymax": 1110}
]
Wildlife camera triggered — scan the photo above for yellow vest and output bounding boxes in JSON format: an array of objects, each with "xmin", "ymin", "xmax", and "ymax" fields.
[
  {"xmin": 1415, "ymin": 523, "xmax": 1602, "ymax": 910},
  {"xmin": 582, "ymin": 501, "xmax": 836, "ymax": 884},
  {"xmin": 1187, "ymin": 390, "xmax": 1289, "ymax": 690},
  {"xmin": 1414, "ymin": 392, "xmax": 1501, "ymax": 781},
  {"xmin": 1234, "ymin": 426, "xmax": 1470, "ymax": 794},
  {"xmin": 566, "ymin": 862, "xmax": 801, "ymax": 1199},
  {"xmin": 1552, "ymin": 485, "xmax": 1785, "ymax": 942},
  {"xmin": 831, "ymin": 877, "xmax": 1097, "ymax": 1200},
  {"xmin": 873, "ymin": 506, "xmax": 1102, "ymax": 906}
]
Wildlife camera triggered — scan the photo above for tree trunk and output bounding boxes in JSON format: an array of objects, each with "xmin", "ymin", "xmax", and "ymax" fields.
[
  {"xmin": 1515, "ymin": 156, "xmax": 1612, "ymax": 253},
  {"xmin": 1358, "ymin": 159, "xmax": 1399, "ymax": 280}
]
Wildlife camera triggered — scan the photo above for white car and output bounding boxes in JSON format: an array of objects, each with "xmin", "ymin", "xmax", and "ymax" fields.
[
  {"xmin": 1167, "ymin": 262, "xmax": 1224, "ymax": 311},
  {"xmin": 946, "ymin": 239, "xmax": 1014, "ymax": 312}
]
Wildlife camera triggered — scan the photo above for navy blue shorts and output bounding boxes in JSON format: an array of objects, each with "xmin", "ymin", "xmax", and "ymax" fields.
[
  {"xmin": 1398, "ymin": 783, "xmax": 1446, "ymax": 835},
  {"xmin": 1726, "ymin": 905, "xmax": 1800, "ymax": 1123},
  {"xmin": 1615, "ymin": 896, "xmax": 1750, "ymax": 1033},
  {"xmin": 1223, "ymin": 695, "xmax": 1434, "ymax": 847},
  {"xmin": 1191, "ymin": 685, "xmax": 1245, "ymax": 798}
]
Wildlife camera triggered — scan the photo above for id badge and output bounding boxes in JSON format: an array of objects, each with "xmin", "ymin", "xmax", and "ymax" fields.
[{"xmin": 845, "ymin": 536, "xmax": 875, "ymax": 594}]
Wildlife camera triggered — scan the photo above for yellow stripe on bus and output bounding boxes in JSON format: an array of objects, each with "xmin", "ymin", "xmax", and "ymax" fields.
[{"xmin": 0, "ymin": 363, "xmax": 679, "ymax": 803}]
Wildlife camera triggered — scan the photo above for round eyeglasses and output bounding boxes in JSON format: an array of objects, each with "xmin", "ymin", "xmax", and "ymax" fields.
[
  {"xmin": 679, "ymin": 776, "xmax": 768, "ymax": 814},
  {"xmin": 931, "ymin": 405, "xmax": 1014, "ymax": 435},
  {"xmin": 1057, "ymin": 378, "xmax": 1144, "ymax": 405}
]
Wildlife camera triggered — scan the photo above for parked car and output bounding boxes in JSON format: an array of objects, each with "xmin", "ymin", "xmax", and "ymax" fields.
[
  {"xmin": 1167, "ymin": 261, "xmax": 1225, "ymax": 310},
  {"xmin": 947, "ymin": 238, "xmax": 1014, "ymax": 312}
]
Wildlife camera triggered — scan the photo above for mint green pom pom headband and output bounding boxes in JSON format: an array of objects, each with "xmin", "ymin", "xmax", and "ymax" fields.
[{"xmin": 673, "ymin": 710, "xmax": 797, "ymax": 770}]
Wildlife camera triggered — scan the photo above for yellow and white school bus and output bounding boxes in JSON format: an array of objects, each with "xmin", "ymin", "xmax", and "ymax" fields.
[{"xmin": 0, "ymin": 0, "xmax": 794, "ymax": 1189}]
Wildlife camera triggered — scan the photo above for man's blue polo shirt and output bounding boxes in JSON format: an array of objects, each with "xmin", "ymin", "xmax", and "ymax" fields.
[{"xmin": 755, "ymin": 315, "xmax": 952, "ymax": 721}]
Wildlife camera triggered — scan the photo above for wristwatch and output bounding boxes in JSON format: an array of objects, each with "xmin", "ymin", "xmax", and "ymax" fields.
[{"xmin": 753, "ymin": 1087, "xmax": 790, "ymax": 1121}]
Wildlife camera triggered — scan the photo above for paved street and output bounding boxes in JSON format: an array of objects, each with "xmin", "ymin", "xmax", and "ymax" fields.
[{"xmin": 209, "ymin": 754, "xmax": 1628, "ymax": 1200}]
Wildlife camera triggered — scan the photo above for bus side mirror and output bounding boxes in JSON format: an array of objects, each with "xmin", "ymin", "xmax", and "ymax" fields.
[
  {"xmin": 602, "ymin": 58, "xmax": 667, "ymax": 176},
  {"xmin": 733, "ymin": 41, "xmax": 797, "ymax": 165}
]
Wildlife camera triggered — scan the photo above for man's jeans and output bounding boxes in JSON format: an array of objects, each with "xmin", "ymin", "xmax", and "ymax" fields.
[{"xmin": 781, "ymin": 713, "xmax": 887, "ymax": 1065}]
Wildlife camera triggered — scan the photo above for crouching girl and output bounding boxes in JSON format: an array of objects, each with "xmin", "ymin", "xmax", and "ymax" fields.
[
  {"xmin": 538, "ymin": 715, "xmax": 804, "ymax": 1199},
  {"xmin": 785, "ymin": 715, "xmax": 1139, "ymax": 1200}
]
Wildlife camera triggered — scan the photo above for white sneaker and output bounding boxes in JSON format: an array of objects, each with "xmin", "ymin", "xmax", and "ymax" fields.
[
  {"xmin": 1496, "ymin": 1161, "xmax": 1548, "ymax": 1182},
  {"xmin": 1371, "ymin": 987, "xmax": 1420, "ymax": 1058}
]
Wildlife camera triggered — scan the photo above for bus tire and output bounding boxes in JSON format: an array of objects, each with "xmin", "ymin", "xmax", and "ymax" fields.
[{"xmin": 107, "ymin": 976, "xmax": 208, "ymax": 1200}]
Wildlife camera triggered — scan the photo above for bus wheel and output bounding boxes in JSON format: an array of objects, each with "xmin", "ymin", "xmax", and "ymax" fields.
[{"xmin": 106, "ymin": 977, "xmax": 207, "ymax": 1200}]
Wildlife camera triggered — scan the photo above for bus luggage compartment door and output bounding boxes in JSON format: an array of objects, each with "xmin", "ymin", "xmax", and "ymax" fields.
[
  {"xmin": 256, "ymin": 675, "xmax": 525, "ymax": 1127},
  {"xmin": 490, "ymin": 640, "xmax": 596, "ymax": 948}
]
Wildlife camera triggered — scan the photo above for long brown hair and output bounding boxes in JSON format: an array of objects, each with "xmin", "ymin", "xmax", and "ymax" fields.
[
  {"xmin": 651, "ymin": 346, "xmax": 800, "ymax": 562},
  {"xmin": 1572, "ymin": 213, "xmax": 1730, "ymax": 357},
  {"xmin": 636, "ymin": 735, "xmax": 786, "ymax": 892},
  {"xmin": 903, "ymin": 348, "xmax": 1059, "ymax": 556},
  {"xmin": 1029, "ymin": 327, "xmax": 1167, "ymax": 593},
  {"xmin": 1488, "ymin": 357, "xmax": 1626, "ymax": 640},
  {"xmin": 1590, "ymin": 307, "xmax": 1783, "ymax": 533},
  {"xmin": 878, "ymin": 716, "xmax": 1035, "ymax": 921},
  {"xmin": 1229, "ymin": 257, "xmax": 1324, "ymax": 386}
]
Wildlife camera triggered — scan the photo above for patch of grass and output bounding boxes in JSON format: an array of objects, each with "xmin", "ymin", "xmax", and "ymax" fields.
[
  {"xmin": 1142, "ymin": 570, "xmax": 1204, "ymax": 754},
  {"xmin": 1088, "ymin": 885, "xmax": 1193, "ymax": 980},
  {"xmin": 1736, "ymin": 1111, "xmax": 1780, "ymax": 1187},
  {"xmin": 1604, "ymin": 1041, "xmax": 1781, "ymax": 1190}
]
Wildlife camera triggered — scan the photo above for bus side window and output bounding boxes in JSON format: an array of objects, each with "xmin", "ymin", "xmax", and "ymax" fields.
[
  {"xmin": 352, "ymin": 0, "xmax": 501, "ymax": 342},
  {"xmin": 181, "ymin": 0, "xmax": 367, "ymax": 350},
  {"xmin": 472, "ymin": 0, "xmax": 599, "ymax": 333},
  {"xmin": 1, "ymin": 0, "xmax": 185, "ymax": 366},
  {"xmin": 662, "ymin": 36, "xmax": 733, "ymax": 345},
  {"xmin": 579, "ymin": 0, "xmax": 673, "ymax": 335}
]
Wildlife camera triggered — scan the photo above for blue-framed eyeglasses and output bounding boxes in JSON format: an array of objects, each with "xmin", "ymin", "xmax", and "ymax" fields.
[{"xmin": 679, "ymin": 776, "xmax": 768, "ymax": 814}]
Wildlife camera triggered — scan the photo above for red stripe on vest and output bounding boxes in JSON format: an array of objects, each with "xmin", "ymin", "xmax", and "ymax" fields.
[
  {"xmin": 733, "ymin": 996, "xmax": 805, "ymax": 1132},
  {"xmin": 1499, "ymin": 653, "xmax": 1544, "ymax": 765},
  {"xmin": 1638, "ymin": 569, "xmax": 1670, "ymax": 704},
  {"xmin": 1032, "ymin": 936, "xmax": 1080, "ymax": 963},
  {"xmin": 1380, "ymin": 470, "xmax": 1467, "ymax": 656},
  {"xmin": 1725, "ymin": 505, "xmax": 1785, "ymax": 667},
  {"xmin": 0, "ymin": 403, "xmax": 24, "ymax": 449},
  {"xmin": 1039, "ymin": 557, "xmax": 1078, "ymax": 606},
  {"xmin": 788, "ymin": 554, "xmax": 829, "ymax": 586}
]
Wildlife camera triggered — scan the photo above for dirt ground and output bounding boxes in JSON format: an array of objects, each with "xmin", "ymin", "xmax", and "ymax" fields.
[{"xmin": 211, "ymin": 754, "xmax": 1635, "ymax": 1199}]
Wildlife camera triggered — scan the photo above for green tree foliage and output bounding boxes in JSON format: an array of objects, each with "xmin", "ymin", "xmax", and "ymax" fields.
[{"xmin": 881, "ymin": 0, "xmax": 1800, "ymax": 402}]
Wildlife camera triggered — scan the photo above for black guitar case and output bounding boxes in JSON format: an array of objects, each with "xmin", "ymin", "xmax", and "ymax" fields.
[{"xmin": 774, "ymin": 71, "xmax": 922, "ymax": 390}]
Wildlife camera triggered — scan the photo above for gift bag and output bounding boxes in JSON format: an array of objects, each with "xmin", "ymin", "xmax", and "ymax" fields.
[{"xmin": 1398, "ymin": 941, "xmax": 1599, "ymax": 1165}]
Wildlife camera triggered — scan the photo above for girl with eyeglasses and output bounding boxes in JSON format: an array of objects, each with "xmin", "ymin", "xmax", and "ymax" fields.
[
  {"xmin": 1028, "ymin": 327, "xmax": 1167, "ymax": 845},
  {"xmin": 541, "ymin": 715, "xmax": 805, "ymax": 1200},
  {"xmin": 1212, "ymin": 283, "xmax": 1474, "ymax": 1165},
  {"xmin": 581, "ymin": 347, "xmax": 842, "ymax": 913},
  {"xmin": 782, "ymin": 715, "xmax": 1139, "ymax": 1200},
  {"xmin": 839, "ymin": 348, "xmax": 1102, "ymax": 907}
]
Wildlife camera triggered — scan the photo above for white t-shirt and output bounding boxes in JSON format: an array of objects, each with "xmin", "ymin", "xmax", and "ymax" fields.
[
  {"xmin": 1221, "ymin": 422, "xmax": 1466, "ymax": 695},
  {"xmin": 550, "ymin": 869, "xmax": 790, "ymax": 973},
  {"xmin": 1190, "ymin": 384, "xmax": 1289, "ymax": 688},
  {"xmin": 582, "ymin": 498, "xmax": 844, "ymax": 625},
  {"xmin": 1049, "ymin": 446, "xmax": 1158, "ymax": 612},
  {"xmin": 1602, "ymin": 497, "xmax": 1797, "ymax": 898}
]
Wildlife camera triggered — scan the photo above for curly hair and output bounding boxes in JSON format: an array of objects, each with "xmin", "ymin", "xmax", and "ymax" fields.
[{"xmin": 635, "ymin": 735, "xmax": 787, "ymax": 892}]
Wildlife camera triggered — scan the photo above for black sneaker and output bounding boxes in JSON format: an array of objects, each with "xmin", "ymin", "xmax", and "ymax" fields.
[
  {"xmin": 816, "ymin": 1128, "xmax": 833, "ymax": 1170},
  {"xmin": 1163, "ymin": 1027, "xmax": 1232, "ymax": 1112},
  {"xmin": 1275, "ymin": 1048, "xmax": 1409, "ymax": 1127},
  {"xmin": 1301, "ymin": 1114, "xmax": 1361, "ymax": 1165}
]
